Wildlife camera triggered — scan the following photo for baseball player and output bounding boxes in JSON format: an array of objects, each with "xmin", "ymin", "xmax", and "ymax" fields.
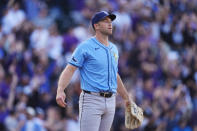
[{"xmin": 56, "ymin": 11, "xmax": 131, "ymax": 131}]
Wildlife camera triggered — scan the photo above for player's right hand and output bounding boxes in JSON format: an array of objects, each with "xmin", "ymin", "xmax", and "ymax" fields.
[{"xmin": 56, "ymin": 91, "xmax": 67, "ymax": 108}]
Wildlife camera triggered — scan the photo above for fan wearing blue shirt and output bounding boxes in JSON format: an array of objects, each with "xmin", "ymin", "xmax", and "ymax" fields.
[{"xmin": 56, "ymin": 11, "xmax": 131, "ymax": 131}]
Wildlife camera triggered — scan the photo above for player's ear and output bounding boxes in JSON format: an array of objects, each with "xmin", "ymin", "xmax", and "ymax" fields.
[{"xmin": 94, "ymin": 23, "xmax": 99, "ymax": 30}]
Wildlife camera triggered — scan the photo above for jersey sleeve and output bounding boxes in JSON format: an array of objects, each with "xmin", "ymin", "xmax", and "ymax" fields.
[{"xmin": 68, "ymin": 43, "xmax": 87, "ymax": 68}]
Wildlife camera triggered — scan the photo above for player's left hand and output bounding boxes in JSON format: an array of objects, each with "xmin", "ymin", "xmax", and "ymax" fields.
[
  {"xmin": 124, "ymin": 96, "xmax": 131, "ymax": 107},
  {"xmin": 125, "ymin": 99, "xmax": 131, "ymax": 107},
  {"xmin": 125, "ymin": 101, "xmax": 144, "ymax": 129}
]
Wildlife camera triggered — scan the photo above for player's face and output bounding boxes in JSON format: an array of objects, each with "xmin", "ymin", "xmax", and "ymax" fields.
[{"xmin": 96, "ymin": 17, "xmax": 113, "ymax": 35}]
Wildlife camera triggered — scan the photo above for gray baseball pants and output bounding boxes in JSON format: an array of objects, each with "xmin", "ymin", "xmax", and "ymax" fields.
[{"xmin": 79, "ymin": 91, "xmax": 116, "ymax": 131}]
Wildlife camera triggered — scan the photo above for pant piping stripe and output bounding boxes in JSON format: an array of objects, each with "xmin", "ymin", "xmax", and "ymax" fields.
[{"xmin": 80, "ymin": 92, "xmax": 85, "ymax": 131}]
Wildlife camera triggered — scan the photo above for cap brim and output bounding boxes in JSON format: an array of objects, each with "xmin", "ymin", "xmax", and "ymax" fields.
[{"xmin": 107, "ymin": 14, "xmax": 116, "ymax": 21}]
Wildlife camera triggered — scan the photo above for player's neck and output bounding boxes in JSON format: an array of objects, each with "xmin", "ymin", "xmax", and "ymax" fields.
[{"xmin": 95, "ymin": 33, "xmax": 109, "ymax": 46}]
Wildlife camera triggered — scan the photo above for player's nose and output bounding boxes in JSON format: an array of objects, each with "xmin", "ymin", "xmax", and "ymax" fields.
[{"xmin": 108, "ymin": 24, "xmax": 112, "ymax": 28}]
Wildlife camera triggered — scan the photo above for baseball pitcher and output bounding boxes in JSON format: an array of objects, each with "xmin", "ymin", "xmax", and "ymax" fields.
[{"xmin": 56, "ymin": 11, "xmax": 143, "ymax": 131}]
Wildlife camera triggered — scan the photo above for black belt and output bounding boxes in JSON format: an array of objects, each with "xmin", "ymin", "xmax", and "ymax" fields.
[{"xmin": 83, "ymin": 90, "xmax": 113, "ymax": 98}]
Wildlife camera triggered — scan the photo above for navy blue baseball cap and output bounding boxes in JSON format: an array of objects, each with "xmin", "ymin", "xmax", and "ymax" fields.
[{"xmin": 91, "ymin": 11, "xmax": 116, "ymax": 30}]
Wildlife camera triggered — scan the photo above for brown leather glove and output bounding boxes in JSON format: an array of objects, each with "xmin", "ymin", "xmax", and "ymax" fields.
[{"xmin": 125, "ymin": 101, "xmax": 144, "ymax": 129}]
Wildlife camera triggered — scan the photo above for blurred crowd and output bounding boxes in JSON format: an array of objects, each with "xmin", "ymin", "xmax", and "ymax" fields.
[{"xmin": 0, "ymin": 0, "xmax": 197, "ymax": 131}]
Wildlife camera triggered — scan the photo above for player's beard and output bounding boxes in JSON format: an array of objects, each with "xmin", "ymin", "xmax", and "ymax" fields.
[{"xmin": 100, "ymin": 28, "xmax": 113, "ymax": 36}]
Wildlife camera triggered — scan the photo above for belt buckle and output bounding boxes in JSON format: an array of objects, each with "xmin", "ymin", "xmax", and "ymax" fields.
[{"xmin": 103, "ymin": 92, "xmax": 107, "ymax": 97}]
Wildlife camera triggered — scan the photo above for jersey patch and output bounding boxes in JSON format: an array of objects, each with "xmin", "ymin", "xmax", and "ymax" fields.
[
  {"xmin": 72, "ymin": 57, "xmax": 77, "ymax": 62},
  {"xmin": 112, "ymin": 51, "xmax": 118, "ymax": 62}
]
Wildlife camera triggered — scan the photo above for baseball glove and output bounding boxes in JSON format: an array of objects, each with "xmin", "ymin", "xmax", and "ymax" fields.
[{"xmin": 125, "ymin": 101, "xmax": 144, "ymax": 129}]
